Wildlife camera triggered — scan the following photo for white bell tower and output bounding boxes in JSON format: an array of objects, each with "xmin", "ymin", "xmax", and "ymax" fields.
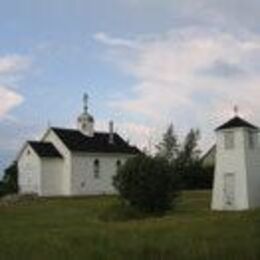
[
  {"xmin": 77, "ymin": 93, "xmax": 95, "ymax": 137},
  {"xmin": 212, "ymin": 108, "xmax": 260, "ymax": 210}
]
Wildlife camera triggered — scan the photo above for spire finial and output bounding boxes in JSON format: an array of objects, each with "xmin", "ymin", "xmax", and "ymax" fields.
[
  {"xmin": 47, "ymin": 119, "xmax": 51, "ymax": 128},
  {"xmin": 83, "ymin": 93, "xmax": 88, "ymax": 114},
  {"xmin": 234, "ymin": 105, "xmax": 239, "ymax": 116}
]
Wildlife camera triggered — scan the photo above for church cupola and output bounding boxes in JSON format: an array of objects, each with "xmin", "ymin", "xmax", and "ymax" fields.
[
  {"xmin": 212, "ymin": 106, "xmax": 260, "ymax": 211},
  {"xmin": 77, "ymin": 93, "xmax": 95, "ymax": 137}
]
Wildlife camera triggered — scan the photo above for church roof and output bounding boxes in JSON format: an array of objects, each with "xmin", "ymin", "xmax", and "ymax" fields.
[
  {"xmin": 51, "ymin": 127, "xmax": 141, "ymax": 154},
  {"xmin": 28, "ymin": 141, "xmax": 63, "ymax": 158},
  {"xmin": 216, "ymin": 116, "xmax": 259, "ymax": 131}
]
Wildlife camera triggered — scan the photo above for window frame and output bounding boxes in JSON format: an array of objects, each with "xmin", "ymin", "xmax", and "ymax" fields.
[
  {"xmin": 224, "ymin": 131, "xmax": 235, "ymax": 150},
  {"xmin": 116, "ymin": 160, "xmax": 122, "ymax": 171},
  {"xmin": 93, "ymin": 159, "xmax": 100, "ymax": 179},
  {"xmin": 248, "ymin": 130, "xmax": 257, "ymax": 149}
]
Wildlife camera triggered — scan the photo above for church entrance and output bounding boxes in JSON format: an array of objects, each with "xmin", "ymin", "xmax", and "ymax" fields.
[{"xmin": 223, "ymin": 173, "xmax": 235, "ymax": 209}]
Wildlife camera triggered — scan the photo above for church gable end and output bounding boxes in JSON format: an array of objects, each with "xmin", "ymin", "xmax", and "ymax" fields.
[{"xmin": 28, "ymin": 141, "xmax": 63, "ymax": 159}]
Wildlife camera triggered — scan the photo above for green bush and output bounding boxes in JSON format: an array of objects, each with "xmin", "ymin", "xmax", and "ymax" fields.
[
  {"xmin": 113, "ymin": 155, "xmax": 179, "ymax": 213},
  {"xmin": 0, "ymin": 162, "xmax": 18, "ymax": 197},
  {"xmin": 0, "ymin": 181, "xmax": 4, "ymax": 197}
]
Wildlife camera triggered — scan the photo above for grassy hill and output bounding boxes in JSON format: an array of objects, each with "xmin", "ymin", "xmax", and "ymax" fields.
[{"xmin": 0, "ymin": 191, "xmax": 259, "ymax": 260}]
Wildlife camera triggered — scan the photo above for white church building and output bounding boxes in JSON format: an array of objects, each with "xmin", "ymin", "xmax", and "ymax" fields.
[
  {"xmin": 212, "ymin": 114, "xmax": 260, "ymax": 210},
  {"xmin": 17, "ymin": 94, "xmax": 140, "ymax": 197}
]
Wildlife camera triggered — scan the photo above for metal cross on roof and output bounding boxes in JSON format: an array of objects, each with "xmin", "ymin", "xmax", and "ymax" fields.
[
  {"xmin": 234, "ymin": 105, "xmax": 239, "ymax": 116},
  {"xmin": 83, "ymin": 93, "xmax": 88, "ymax": 113}
]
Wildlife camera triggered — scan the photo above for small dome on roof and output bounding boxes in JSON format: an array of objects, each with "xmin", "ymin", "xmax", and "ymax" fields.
[{"xmin": 78, "ymin": 112, "xmax": 94, "ymax": 123}]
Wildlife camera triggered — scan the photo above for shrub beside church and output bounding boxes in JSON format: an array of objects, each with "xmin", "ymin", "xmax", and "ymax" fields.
[{"xmin": 113, "ymin": 155, "xmax": 179, "ymax": 213}]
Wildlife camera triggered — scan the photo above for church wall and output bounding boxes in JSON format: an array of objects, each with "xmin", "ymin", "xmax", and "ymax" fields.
[
  {"xmin": 212, "ymin": 129, "xmax": 249, "ymax": 210},
  {"xmin": 71, "ymin": 153, "xmax": 132, "ymax": 195},
  {"xmin": 42, "ymin": 129, "xmax": 72, "ymax": 195},
  {"xmin": 41, "ymin": 158, "xmax": 64, "ymax": 196},
  {"xmin": 18, "ymin": 145, "xmax": 42, "ymax": 195},
  {"xmin": 245, "ymin": 131, "xmax": 260, "ymax": 208}
]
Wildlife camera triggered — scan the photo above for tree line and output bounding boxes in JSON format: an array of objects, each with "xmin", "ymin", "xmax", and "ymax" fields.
[
  {"xmin": 114, "ymin": 123, "xmax": 214, "ymax": 214},
  {"xmin": 155, "ymin": 124, "xmax": 213, "ymax": 190}
]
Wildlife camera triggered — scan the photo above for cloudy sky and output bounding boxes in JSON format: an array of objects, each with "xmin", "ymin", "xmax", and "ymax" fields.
[{"xmin": 1, "ymin": 0, "xmax": 260, "ymax": 176}]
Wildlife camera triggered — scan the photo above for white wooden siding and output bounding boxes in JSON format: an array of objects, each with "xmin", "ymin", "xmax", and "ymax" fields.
[{"xmin": 18, "ymin": 145, "xmax": 41, "ymax": 195}]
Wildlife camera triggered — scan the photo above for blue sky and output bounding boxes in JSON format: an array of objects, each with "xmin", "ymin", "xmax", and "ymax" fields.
[{"xmin": 1, "ymin": 0, "xmax": 260, "ymax": 176}]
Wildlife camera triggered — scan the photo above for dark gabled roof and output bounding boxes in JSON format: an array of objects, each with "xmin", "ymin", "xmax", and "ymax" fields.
[
  {"xmin": 201, "ymin": 144, "xmax": 216, "ymax": 162},
  {"xmin": 28, "ymin": 141, "xmax": 63, "ymax": 158},
  {"xmin": 51, "ymin": 127, "xmax": 141, "ymax": 154},
  {"xmin": 216, "ymin": 116, "xmax": 259, "ymax": 131}
]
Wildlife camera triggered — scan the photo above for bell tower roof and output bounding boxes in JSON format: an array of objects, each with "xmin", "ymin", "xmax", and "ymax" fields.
[{"xmin": 216, "ymin": 116, "xmax": 259, "ymax": 131}]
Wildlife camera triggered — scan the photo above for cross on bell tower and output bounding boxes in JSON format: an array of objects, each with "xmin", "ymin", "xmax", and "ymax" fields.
[
  {"xmin": 83, "ymin": 93, "xmax": 88, "ymax": 114},
  {"xmin": 234, "ymin": 105, "xmax": 239, "ymax": 116},
  {"xmin": 77, "ymin": 93, "xmax": 95, "ymax": 136}
]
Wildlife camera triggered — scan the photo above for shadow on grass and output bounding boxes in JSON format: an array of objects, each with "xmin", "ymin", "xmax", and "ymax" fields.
[
  {"xmin": 98, "ymin": 201, "xmax": 170, "ymax": 222},
  {"xmin": 99, "ymin": 191, "xmax": 213, "ymax": 222},
  {"xmin": 98, "ymin": 198, "xmax": 183, "ymax": 222}
]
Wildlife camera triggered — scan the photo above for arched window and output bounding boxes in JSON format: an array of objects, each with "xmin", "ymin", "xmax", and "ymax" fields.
[
  {"xmin": 94, "ymin": 159, "xmax": 100, "ymax": 178},
  {"xmin": 82, "ymin": 123, "xmax": 87, "ymax": 130},
  {"xmin": 116, "ymin": 160, "xmax": 122, "ymax": 171}
]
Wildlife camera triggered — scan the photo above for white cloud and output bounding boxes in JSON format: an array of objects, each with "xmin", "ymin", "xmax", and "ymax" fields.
[
  {"xmin": 181, "ymin": 0, "xmax": 260, "ymax": 29},
  {"xmin": 0, "ymin": 86, "xmax": 23, "ymax": 119},
  {"xmin": 93, "ymin": 32, "xmax": 139, "ymax": 49},
  {"xmin": 95, "ymin": 27, "xmax": 260, "ymax": 150},
  {"xmin": 115, "ymin": 122, "xmax": 155, "ymax": 150},
  {"xmin": 95, "ymin": 119, "xmax": 156, "ymax": 151},
  {"xmin": 0, "ymin": 54, "xmax": 31, "ymax": 121},
  {"xmin": 0, "ymin": 54, "xmax": 31, "ymax": 75},
  {"xmin": 116, "ymin": 0, "xmax": 260, "ymax": 32}
]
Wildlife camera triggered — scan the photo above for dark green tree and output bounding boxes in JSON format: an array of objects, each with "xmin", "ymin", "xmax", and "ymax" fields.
[
  {"xmin": 156, "ymin": 124, "xmax": 179, "ymax": 163},
  {"xmin": 0, "ymin": 181, "xmax": 3, "ymax": 196},
  {"xmin": 0, "ymin": 161, "xmax": 18, "ymax": 196},
  {"xmin": 113, "ymin": 155, "xmax": 179, "ymax": 213},
  {"xmin": 179, "ymin": 128, "xmax": 201, "ymax": 164},
  {"xmin": 175, "ymin": 129, "xmax": 206, "ymax": 189}
]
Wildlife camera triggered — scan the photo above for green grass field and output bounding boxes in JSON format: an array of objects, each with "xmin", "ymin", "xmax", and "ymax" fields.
[{"xmin": 0, "ymin": 191, "xmax": 259, "ymax": 260}]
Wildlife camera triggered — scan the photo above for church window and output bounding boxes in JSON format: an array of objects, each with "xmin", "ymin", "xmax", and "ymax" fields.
[
  {"xmin": 249, "ymin": 131, "xmax": 256, "ymax": 149},
  {"xmin": 224, "ymin": 131, "xmax": 234, "ymax": 150},
  {"xmin": 94, "ymin": 159, "xmax": 100, "ymax": 178},
  {"xmin": 116, "ymin": 160, "xmax": 122, "ymax": 171}
]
